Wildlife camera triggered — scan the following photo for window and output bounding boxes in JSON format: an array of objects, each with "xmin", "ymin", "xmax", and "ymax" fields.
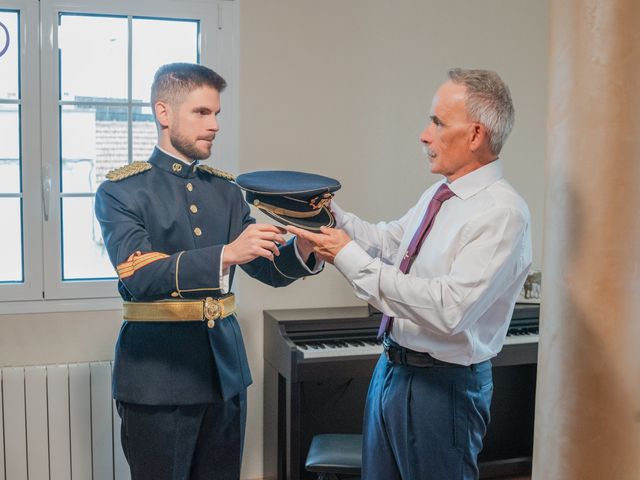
[
  {"xmin": 0, "ymin": 0, "xmax": 41, "ymax": 303},
  {"xmin": 0, "ymin": 9, "xmax": 22, "ymax": 284},
  {"xmin": 0, "ymin": 0, "xmax": 238, "ymax": 306}
]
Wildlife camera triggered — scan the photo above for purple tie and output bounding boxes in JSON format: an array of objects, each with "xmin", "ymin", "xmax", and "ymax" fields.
[{"xmin": 377, "ymin": 183, "xmax": 456, "ymax": 338}]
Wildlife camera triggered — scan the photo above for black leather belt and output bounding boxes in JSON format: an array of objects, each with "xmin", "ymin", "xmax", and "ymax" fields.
[{"xmin": 383, "ymin": 337, "xmax": 463, "ymax": 368}]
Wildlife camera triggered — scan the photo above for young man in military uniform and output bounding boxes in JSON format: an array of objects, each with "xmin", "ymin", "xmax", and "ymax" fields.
[{"xmin": 95, "ymin": 63, "xmax": 320, "ymax": 480}]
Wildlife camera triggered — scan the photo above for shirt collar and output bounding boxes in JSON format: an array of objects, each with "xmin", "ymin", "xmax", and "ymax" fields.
[
  {"xmin": 448, "ymin": 160, "xmax": 503, "ymax": 200},
  {"xmin": 156, "ymin": 145, "xmax": 198, "ymax": 166},
  {"xmin": 150, "ymin": 146, "xmax": 199, "ymax": 179}
]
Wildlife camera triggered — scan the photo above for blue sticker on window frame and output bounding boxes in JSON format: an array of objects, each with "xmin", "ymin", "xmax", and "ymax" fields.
[{"xmin": 0, "ymin": 20, "xmax": 10, "ymax": 58}]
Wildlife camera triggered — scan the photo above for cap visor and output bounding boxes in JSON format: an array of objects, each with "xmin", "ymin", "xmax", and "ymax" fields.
[{"xmin": 258, "ymin": 206, "xmax": 335, "ymax": 231}]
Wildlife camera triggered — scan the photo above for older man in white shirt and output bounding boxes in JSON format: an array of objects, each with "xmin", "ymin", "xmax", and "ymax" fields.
[{"xmin": 288, "ymin": 68, "xmax": 532, "ymax": 480}]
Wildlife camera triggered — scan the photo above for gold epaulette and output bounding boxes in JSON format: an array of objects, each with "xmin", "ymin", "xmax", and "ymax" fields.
[
  {"xmin": 197, "ymin": 164, "xmax": 235, "ymax": 181},
  {"xmin": 106, "ymin": 162, "xmax": 152, "ymax": 181}
]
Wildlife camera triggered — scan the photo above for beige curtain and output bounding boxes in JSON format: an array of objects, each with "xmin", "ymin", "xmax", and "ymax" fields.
[{"xmin": 533, "ymin": 0, "xmax": 640, "ymax": 478}]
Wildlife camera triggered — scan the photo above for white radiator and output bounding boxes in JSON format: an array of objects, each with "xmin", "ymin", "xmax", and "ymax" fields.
[{"xmin": 0, "ymin": 362, "xmax": 130, "ymax": 480}]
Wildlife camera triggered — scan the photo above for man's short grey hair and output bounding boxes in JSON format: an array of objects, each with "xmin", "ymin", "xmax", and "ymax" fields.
[{"xmin": 448, "ymin": 68, "xmax": 514, "ymax": 155}]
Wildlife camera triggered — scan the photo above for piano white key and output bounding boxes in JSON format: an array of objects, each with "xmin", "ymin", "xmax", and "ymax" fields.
[
  {"xmin": 301, "ymin": 343, "xmax": 383, "ymax": 359},
  {"xmin": 504, "ymin": 333, "xmax": 539, "ymax": 345},
  {"xmin": 300, "ymin": 332, "xmax": 538, "ymax": 358}
]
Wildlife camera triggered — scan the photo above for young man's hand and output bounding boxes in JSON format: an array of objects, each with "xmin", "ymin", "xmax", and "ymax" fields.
[{"xmin": 223, "ymin": 224, "xmax": 286, "ymax": 268}]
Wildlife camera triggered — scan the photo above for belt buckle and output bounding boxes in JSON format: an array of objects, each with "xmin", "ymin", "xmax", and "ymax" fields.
[{"xmin": 204, "ymin": 297, "xmax": 221, "ymax": 328}]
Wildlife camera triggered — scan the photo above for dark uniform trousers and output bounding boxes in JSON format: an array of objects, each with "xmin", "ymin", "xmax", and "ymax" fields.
[
  {"xmin": 362, "ymin": 340, "xmax": 493, "ymax": 480},
  {"xmin": 95, "ymin": 148, "xmax": 319, "ymax": 480},
  {"xmin": 117, "ymin": 391, "xmax": 246, "ymax": 480}
]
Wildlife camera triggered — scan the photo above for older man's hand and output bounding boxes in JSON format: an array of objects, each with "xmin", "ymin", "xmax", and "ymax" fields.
[{"xmin": 286, "ymin": 225, "xmax": 352, "ymax": 265}]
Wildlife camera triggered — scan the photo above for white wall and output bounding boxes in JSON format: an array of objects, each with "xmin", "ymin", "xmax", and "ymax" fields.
[
  {"xmin": 0, "ymin": 309, "xmax": 122, "ymax": 366},
  {"xmin": 0, "ymin": 1, "xmax": 548, "ymax": 479}
]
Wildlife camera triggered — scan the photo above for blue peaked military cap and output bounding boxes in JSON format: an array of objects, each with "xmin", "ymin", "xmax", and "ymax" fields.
[{"xmin": 235, "ymin": 170, "xmax": 341, "ymax": 231}]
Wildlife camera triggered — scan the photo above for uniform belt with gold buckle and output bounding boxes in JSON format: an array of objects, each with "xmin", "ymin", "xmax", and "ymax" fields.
[{"xmin": 122, "ymin": 294, "xmax": 236, "ymax": 329}]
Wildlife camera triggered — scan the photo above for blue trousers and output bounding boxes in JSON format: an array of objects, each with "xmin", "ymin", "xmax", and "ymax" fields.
[
  {"xmin": 362, "ymin": 354, "xmax": 493, "ymax": 480},
  {"xmin": 116, "ymin": 390, "xmax": 246, "ymax": 480}
]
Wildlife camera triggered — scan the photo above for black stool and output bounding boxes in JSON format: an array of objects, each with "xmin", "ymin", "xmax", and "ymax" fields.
[{"xmin": 305, "ymin": 433, "xmax": 363, "ymax": 480}]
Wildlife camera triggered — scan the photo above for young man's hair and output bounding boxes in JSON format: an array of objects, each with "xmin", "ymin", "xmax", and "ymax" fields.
[{"xmin": 150, "ymin": 63, "xmax": 227, "ymax": 120}]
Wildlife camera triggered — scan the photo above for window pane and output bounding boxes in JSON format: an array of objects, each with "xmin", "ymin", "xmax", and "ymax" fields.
[
  {"xmin": 0, "ymin": 198, "xmax": 23, "ymax": 282},
  {"xmin": 59, "ymin": 14, "xmax": 127, "ymax": 102},
  {"xmin": 132, "ymin": 18, "xmax": 198, "ymax": 102},
  {"xmin": 0, "ymin": 10, "xmax": 19, "ymax": 100},
  {"xmin": 61, "ymin": 104, "xmax": 128, "ymax": 193},
  {"xmin": 61, "ymin": 197, "xmax": 115, "ymax": 280},
  {"xmin": 0, "ymin": 104, "xmax": 20, "ymax": 193},
  {"xmin": 133, "ymin": 105, "xmax": 156, "ymax": 161}
]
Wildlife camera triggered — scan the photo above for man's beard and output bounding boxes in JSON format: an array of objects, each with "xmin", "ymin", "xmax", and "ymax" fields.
[{"xmin": 170, "ymin": 131, "xmax": 213, "ymax": 161}]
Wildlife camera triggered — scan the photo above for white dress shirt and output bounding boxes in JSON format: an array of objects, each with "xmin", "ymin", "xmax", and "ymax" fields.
[
  {"xmin": 157, "ymin": 146, "xmax": 320, "ymax": 294},
  {"xmin": 333, "ymin": 160, "xmax": 532, "ymax": 365}
]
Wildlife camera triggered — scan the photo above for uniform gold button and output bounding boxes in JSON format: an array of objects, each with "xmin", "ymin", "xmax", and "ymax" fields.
[
  {"xmin": 172, "ymin": 163, "xmax": 183, "ymax": 172},
  {"xmin": 171, "ymin": 291, "xmax": 179, "ymax": 298},
  {"xmin": 190, "ymin": 204, "xmax": 198, "ymax": 214},
  {"xmin": 194, "ymin": 227, "xmax": 202, "ymax": 236},
  {"xmin": 186, "ymin": 183, "xmax": 193, "ymax": 192}
]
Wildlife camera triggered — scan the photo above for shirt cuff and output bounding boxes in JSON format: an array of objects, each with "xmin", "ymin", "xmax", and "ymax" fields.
[
  {"xmin": 294, "ymin": 237, "xmax": 324, "ymax": 273},
  {"xmin": 334, "ymin": 240, "xmax": 373, "ymax": 280},
  {"xmin": 331, "ymin": 201, "xmax": 347, "ymax": 227},
  {"xmin": 219, "ymin": 246, "xmax": 230, "ymax": 294}
]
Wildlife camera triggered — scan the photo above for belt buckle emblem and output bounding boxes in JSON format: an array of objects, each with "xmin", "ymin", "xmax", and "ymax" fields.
[{"xmin": 204, "ymin": 297, "xmax": 221, "ymax": 328}]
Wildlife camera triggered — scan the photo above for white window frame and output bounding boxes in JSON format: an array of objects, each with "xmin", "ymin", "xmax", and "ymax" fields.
[
  {"xmin": 0, "ymin": 0, "xmax": 239, "ymax": 310},
  {"xmin": 0, "ymin": 0, "xmax": 43, "ymax": 302}
]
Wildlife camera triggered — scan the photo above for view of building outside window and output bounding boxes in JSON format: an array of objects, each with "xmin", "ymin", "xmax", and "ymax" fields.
[
  {"xmin": 58, "ymin": 14, "xmax": 198, "ymax": 281},
  {"xmin": 0, "ymin": 10, "xmax": 22, "ymax": 283}
]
